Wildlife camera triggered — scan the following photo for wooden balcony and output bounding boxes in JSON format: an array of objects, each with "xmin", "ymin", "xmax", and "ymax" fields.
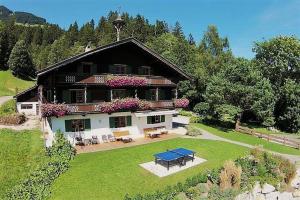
[
  {"xmin": 66, "ymin": 100, "xmax": 175, "ymax": 114},
  {"xmin": 56, "ymin": 74, "xmax": 175, "ymax": 86}
]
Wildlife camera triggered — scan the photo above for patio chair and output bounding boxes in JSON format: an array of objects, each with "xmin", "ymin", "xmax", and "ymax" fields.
[
  {"xmin": 91, "ymin": 135, "xmax": 99, "ymax": 144},
  {"xmin": 102, "ymin": 135, "xmax": 109, "ymax": 143},
  {"xmin": 75, "ymin": 136, "xmax": 84, "ymax": 145},
  {"xmin": 107, "ymin": 134, "xmax": 116, "ymax": 142}
]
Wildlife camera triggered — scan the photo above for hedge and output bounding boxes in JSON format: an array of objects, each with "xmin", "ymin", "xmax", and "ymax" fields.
[{"xmin": 5, "ymin": 131, "xmax": 76, "ymax": 200}]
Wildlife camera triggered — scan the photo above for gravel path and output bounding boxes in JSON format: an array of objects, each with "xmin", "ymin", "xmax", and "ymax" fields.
[
  {"xmin": 0, "ymin": 96, "xmax": 13, "ymax": 105},
  {"xmin": 190, "ymin": 127, "xmax": 300, "ymax": 164}
]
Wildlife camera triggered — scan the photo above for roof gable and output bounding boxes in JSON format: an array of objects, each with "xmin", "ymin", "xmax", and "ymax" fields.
[{"xmin": 37, "ymin": 38, "xmax": 191, "ymax": 80}]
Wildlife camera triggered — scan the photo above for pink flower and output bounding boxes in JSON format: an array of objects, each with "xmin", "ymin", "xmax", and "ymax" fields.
[
  {"xmin": 174, "ymin": 98, "xmax": 189, "ymax": 108},
  {"xmin": 41, "ymin": 104, "xmax": 70, "ymax": 117},
  {"xmin": 98, "ymin": 98, "xmax": 151, "ymax": 113},
  {"xmin": 106, "ymin": 76, "xmax": 147, "ymax": 87}
]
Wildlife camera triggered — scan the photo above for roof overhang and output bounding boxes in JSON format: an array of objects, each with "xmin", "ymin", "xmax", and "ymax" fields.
[
  {"xmin": 134, "ymin": 110, "xmax": 178, "ymax": 117},
  {"xmin": 36, "ymin": 38, "xmax": 192, "ymax": 81}
]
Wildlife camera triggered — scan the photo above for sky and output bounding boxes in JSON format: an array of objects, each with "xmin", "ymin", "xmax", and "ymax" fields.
[{"xmin": 1, "ymin": 0, "xmax": 300, "ymax": 58}]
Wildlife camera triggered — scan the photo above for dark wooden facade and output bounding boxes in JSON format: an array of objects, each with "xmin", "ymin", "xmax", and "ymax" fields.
[{"xmin": 16, "ymin": 38, "xmax": 191, "ymax": 114}]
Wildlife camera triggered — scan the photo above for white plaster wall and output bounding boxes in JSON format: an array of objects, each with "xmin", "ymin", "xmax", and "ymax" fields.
[
  {"xmin": 16, "ymin": 102, "xmax": 38, "ymax": 116},
  {"xmin": 46, "ymin": 111, "xmax": 174, "ymax": 146}
]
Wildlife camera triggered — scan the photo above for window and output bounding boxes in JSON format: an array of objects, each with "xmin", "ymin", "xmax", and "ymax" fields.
[
  {"xmin": 114, "ymin": 65, "xmax": 127, "ymax": 74},
  {"xmin": 147, "ymin": 115, "xmax": 165, "ymax": 124},
  {"xmin": 70, "ymin": 90, "xmax": 85, "ymax": 103},
  {"xmin": 83, "ymin": 64, "xmax": 91, "ymax": 74},
  {"xmin": 21, "ymin": 104, "xmax": 33, "ymax": 109},
  {"xmin": 109, "ymin": 116, "xmax": 132, "ymax": 128},
  {"xmin": 112, "ymin": 89, "xmax": 128, "ymax": 99},
  {"xmin": 65, "ymin": 119, "xmax": 91, "ymax": 132},
  {"xmin": 139, "ymin": 66, "xmax": 151, "ymax": 75},
  {"xmin": 145, "ymin": 89, "xmax": 156, "ymax": 101}
]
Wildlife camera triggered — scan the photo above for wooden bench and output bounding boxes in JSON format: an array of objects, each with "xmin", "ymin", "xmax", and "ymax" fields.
[{"xmin": 113, "ymin": 130, "xmax": 130, "ymax": 138}]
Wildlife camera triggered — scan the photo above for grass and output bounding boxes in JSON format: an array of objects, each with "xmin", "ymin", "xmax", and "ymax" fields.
[
  {"xmin": 0, "ymin": 70, "xmax": 35, "ymax": 96},
  {"xmin": 194, "ymin": 123, "xmax": 300, "ymax": 155},
  {"xmin": 0, "ymin": 129, "xmax": 46, "ymax": 198},
  {"xmin": 51, "ymin": 138, "xmax": 249, "ymax": 200},
  {"xmin": 0, "ymin": 99, "xmax": 16, "ymax": 116},
  {"xmin": 240, "ymin": 122, "xmax": 288, "ymax": 135}
]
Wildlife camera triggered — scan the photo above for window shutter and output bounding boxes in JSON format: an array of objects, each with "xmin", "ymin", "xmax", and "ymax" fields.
[
  {"xmin": 147, "ymin": 116, "xmax": 151, "ymax": 124},
  {"xmin": 161, "ymin": 115, "xmax": 165, "ymax": 122},
  {"xmin": 84, "ymin": 119, "xmax": 91, "ymax": 130},
  {"xmin": 65, "ymin": 120, "xmax": 72, "ymax": 132},
  {"xmin": 126, "ymin": 116, "xmax": 132, "ymax": 126},
  {"xmin": 109, "ymin": 117, "xmax": 115, "ymax": 128}
]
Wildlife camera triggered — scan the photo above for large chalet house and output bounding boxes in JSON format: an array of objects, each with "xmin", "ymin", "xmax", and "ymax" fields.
[{"xmin": 15, "ymin": 38, "xmax": 191, "ymax": 146}]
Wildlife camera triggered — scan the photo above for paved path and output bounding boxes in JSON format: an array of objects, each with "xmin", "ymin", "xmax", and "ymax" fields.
[
  {"xmin": 0, "ymin": 96, "xmax": 13, "ymax": 106},
  {"xmin": 188, "ymin": 126, "xmax": 300, "ymax": 164}
]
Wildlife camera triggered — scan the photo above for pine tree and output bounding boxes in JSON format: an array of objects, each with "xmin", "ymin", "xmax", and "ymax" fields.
[
  {"xmin": 172, "ymin": 21, "xmax": 184, "ymax": 38},
  {"xmin": 188, "ymin": 33, "xmax": 195, "ymax": 45},
  {"xmin": 8, "ymin": 40, "xmax": 36, "ymax": 78}
]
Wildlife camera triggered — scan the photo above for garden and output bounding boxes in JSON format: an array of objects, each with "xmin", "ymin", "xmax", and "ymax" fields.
[{"xmin": 50, "ymin": 138, "xmax": 249, "ymax": 200}]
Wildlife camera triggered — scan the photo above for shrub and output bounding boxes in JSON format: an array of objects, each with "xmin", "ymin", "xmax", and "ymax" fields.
[
  {"xmin": 219, "ymin": 160, "xmax": 242, "ymax": 190},
  {"xmin": 0, "ymin": 99, "xmax": 16, "ymax": 116},
  {"xmin": 189, "ymin": 116, "xmax": 201, "ymax": 123},
  {"xmin": 0, "ymin": 113, "xmax": 26, "ymax": 125},
  {"xmin": 186, "ymin": 125, "xmax": 202, "ymax": 137},
  {"xmin": 5, "ymin": 131, "xmax": 76, "ymax": 200},
  {"xmin": 208, "ymin": 185, "xmax": 238, "ymax": 200},
  {"xmin": 179, "ymin": 110, "xmax": 194, "ymax": 117}
]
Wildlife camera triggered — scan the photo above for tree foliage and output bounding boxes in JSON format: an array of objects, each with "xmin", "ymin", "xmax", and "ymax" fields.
[{"xmin": 8, "ymin": 40, "xmax": 35, "ymax": 78}]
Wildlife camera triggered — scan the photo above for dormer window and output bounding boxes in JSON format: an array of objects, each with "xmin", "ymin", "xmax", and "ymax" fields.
[{"xmin": 139, "ymin": 66, "xmax": 151, "ymax": 75}]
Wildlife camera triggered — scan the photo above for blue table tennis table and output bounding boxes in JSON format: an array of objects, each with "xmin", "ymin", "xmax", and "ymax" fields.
[{"xmin": 154, "ymin": 148, "xmax": 195, "ymax": 170}]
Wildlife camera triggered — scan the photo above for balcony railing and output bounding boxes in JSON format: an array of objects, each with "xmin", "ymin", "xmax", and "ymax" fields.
[
  {"xmin": 66, "ymin": 100, "xmax": 175, "ymax": 113},
  {"xmin": 56, "ymin": 74, "xmax": 175, "ymax": 86}
]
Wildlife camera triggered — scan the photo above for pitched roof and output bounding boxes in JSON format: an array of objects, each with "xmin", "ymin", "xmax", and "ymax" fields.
[
  {"xmin": 13, "ymin": 85, "xmax": 37, "ymax": 98},
  {"xmin": 37, "ymin": 37, "xmax": 192, "ymax": 80}
]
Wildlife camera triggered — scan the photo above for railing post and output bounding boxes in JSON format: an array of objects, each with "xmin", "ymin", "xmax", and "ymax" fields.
[
  {"xmin": 135, "ymin": 89, "xmax": 137, "ymax": 98},
  {"xmin": 110, "ymin": 89, "xmax": 113, "ymax": 101},
  {"xmin": 155, "ymin": 88, "xmax": 159, "ymax": 101},
  {"xmin": 84, "ymin": 86, "xmax": 87, "ymax": 103}
]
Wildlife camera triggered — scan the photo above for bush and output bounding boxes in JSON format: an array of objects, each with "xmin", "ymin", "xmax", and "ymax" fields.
[
  {"xmin": 0, "ymin": 113, "xmax": 26, "ymax": 125},
  {"xmin": 189, "ymin": 116, "xmax": 201, "ymax": 123},
  {"xmin": 208, "ymin": 185, "xmax": 238, "ymax": 200},
  {"xmin": 5, "ymin": 131, "xmax": 76, "ymax": 200},
  {"xmin": 186, "ymin": 125, "xmax": 202, "ymax": 137},
  {"xmin": 179, "ymin": 110, "xmax": 194, "ymax": 117},
  {"xmin": 219, "ymin": 160, "xmax": 242, "ymax": 190},
  {"xmin": 0, "ymin": 99, "xmax": 16, "ymax": 116}
]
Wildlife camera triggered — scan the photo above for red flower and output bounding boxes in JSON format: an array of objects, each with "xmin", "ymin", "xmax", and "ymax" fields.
[
  {"xmin": 106, "ymin": 76, "xmax": 147, "ymax": 87},
  {"xmin": 174, "ymin": 98, "xmax": 189, "ymax": 108}
]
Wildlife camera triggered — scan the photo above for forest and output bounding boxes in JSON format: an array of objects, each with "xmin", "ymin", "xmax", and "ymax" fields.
[{"xmin": 0, "ymin": 11, "xmax": 299, "ymax": 133}]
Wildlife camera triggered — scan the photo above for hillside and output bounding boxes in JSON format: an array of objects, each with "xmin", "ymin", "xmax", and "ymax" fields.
[
  {"xmin": 0, "ymin": 5, "xmax": 46, "ymax": 25},
  {"xmin": 0, "ymin": 71, "xmax": 35, "ymax": 97}
]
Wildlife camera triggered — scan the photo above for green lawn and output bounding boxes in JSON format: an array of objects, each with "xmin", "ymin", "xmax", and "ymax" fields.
[
  {"xmin": 51, "ymin": 138, "xmax": 249, "ymax": 200},
  {"xmin": 194, "ymin": 123, "xmax": 300, "ymax": 155},
  {"xmin": 0, "ymin": 70, "xmax": 35, "ymax": 96},
  {"xmin": 0, "ymin": 129, "xmax": 46, "ymax": 198}
]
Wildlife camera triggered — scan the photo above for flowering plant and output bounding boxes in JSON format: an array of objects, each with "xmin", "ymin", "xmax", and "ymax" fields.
[
  {"xmin": 41, "ymin": 103, "xmax": 70, "ymax": 117},
  {"xmin": 174, "ymin": 98, "xmax": 189, "ymax": 108},
  {"xmin": 106, "ymin": 76, "xmax": 147, "ymax": 87},
  {"xmin": 98, "ymin": 98, "xmax": 150, "ymax": 113}
]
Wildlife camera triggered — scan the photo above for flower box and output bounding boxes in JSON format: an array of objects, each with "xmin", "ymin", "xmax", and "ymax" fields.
[
  {"xmin": 174, "ymin": 98, "xmax": 189, "ymax": 108},
  {"xmin": 98, "ymin": 98, "xmax": 150, "ymax": 113},
  {"xmin": 41, "ymin": 103, "xmax": 69, "ymax": 117},
  {"xmin": 106, "ymin": 76, "xmax": 147, "ymax": 87}
]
